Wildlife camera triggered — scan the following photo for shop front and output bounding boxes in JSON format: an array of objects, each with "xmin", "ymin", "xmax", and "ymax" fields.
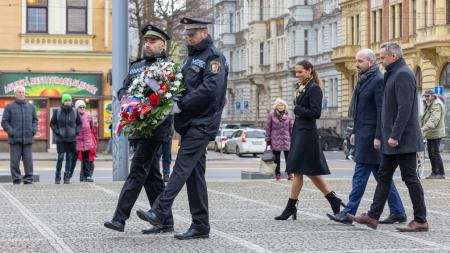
[{"xmin": 0, "ymin": 72, "xmax": 112, "ymax": 152}]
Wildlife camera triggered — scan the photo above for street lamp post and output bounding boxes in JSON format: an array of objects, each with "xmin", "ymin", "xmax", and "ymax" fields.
[{"xmin": 112, "ymin": 0, "xmax": 129, "ymax": 181}]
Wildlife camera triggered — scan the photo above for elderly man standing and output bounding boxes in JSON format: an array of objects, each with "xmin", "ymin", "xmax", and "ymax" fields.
[
  {"xmin": 348, "ymin": 42, "xmax": 428, "ymax": 232},
  {"xmin": 421, "ymin": 89, "xmax": 446, "ymax": 179},
  {"xmin": 1, "ymin": 86, "xmax": 38, "ymax": 184},
  {"xmin": 327, "ymin": 49, "xmax": 406, "ymax": 225}
]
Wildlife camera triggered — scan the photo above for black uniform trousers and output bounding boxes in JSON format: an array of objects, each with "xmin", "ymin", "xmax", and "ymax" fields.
[
  {"xmin": 368, "ymin": 153, "xmax": 427, "ymax": 223},
  {"xmin": 151, "ymin": 127, "xmax": 211, "ymax": 233},
  {"xmin": 113, "ymin": 139, "xmax": 173, "ymax": 226}
]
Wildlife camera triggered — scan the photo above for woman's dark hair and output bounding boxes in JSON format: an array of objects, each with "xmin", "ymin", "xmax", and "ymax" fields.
[{"xmin": 296, "ymin": 60, "xmax": 320, "ymax": 85}]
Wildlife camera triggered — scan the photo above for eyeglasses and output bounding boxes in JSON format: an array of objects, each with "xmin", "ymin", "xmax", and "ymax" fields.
[{"xmin": 78, "ymin": 106, "xmax": 86, "ymax": 109}]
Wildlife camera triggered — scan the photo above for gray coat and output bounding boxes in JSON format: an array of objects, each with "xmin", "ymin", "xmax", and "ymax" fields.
[
  {"xmin": 1, "ymin": 100, "xmax": 38, "ymax": 145},
  {"xmin": 381, "ymin": 58, "xmax": 423, "ymax": 154}
]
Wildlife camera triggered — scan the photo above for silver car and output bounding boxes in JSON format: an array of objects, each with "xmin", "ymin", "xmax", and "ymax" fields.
[
  {"xmin": 224, "ymin": 128, "xmax": 266, "ymax": 157},
  {"xmin": 207, "ymin": 128, "xmax": 237, "ymax": 151}
]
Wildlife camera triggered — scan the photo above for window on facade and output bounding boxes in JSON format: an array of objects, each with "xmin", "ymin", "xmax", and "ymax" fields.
[
  {"xmin": 399, "ymin": 3, "xmax": 402, "ymax": 38},
  {"xmin": 415, "ymin": 67, "xmax": 422, "ymax": 90},
  {"xmin": 305, "ymin": 0, "xmax": 308, "ymax": 5},
  {"xmin": 390, "ymin": 5, "xmax": 396, "ymax": 39},
  {"xmin": 259, "ymin": 42, "xmax": 264, "ymax": 65},
  {"xmin": 229, "ymin": 51, "xmax": 233, "ymax": 72},
  {"xmin": 229, "ymin": 13, "xmax": 233, "ymax": 33},
  {"xmin": 355, "ymin": 15, "xmax": 360, "ymax": 44},
  {"xmin": 351, "ymin": 16, "xmax": 354, "ymax": 44},
  {"xmin": 431, "ymin": 0, "xmax": 436, "ymax": 26},
  {"xmin": 372, "ymin": 10, "xmax": 377, "ymax": 42},
  {"xmin": 412, "ymin": 0, "xmax": 417, "ymax": 34},
  {"xmin": 424, "ymin": 0, "xmax": 428, "ymax": 27},
  {"xmin": 441, "ymin": 64, "xmax": 450, "ymax": 86},
  {"xmin": 67, "ymin": 0, "xmax": 87, "ymax": 33},
  {"xmin": 27, "ymin": 0, "xmax": 48, "ymax": 33},
  {"xmin": 447, "ymin": 1, "xmax": 450, "ymax": 24},
  {"xmin": 266, "ymin": 22, "xmax": 271, "ymax": 38},
  {"xmin": 315, "ymin": 28, "xmax": 319, "ymax": 53},
  {"xmin": 304, "ymin": 30, "xmax": 308, "ymax": 55},
  {"xmin": 259, "ymin": 0, "xmax": 264, "ymax": 21},
  {"xmin": 276, "ymin": 19, "xmax": 284, "ymax": 37}
]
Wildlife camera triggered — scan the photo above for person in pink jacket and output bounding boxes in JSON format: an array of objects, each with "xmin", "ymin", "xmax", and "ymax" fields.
[
  {"xmin": 265, "ymin": 98, "xmax": 294, "ymax": 181},
  {"xmin": 74, "ymin": 100, "xmax": 95, "ymax": 182}
]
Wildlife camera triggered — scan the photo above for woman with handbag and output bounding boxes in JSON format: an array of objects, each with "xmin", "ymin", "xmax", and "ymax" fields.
[
  {"xmin": 265, "ymin": 98, "xmax": 294, "ymax": 181},
  {"xmin": 275, "ymin": 60, "xmax": 345, "ymax": 220}
]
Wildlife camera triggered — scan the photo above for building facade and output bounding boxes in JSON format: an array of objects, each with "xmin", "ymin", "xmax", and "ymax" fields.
[
  {"xmin": 333, "ymin": 0, "xmax": 450, "ymax": 134},
  {"xmin": 0, "ymin": 0, "xmax": 112, "ymax": 151},
  {"xmin": 213, "ymin": 0, "xmax": 344, "ymax": 132}
]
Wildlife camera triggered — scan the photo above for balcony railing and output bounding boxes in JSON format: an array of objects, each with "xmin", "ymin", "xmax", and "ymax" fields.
[
  {"xmin": 415, "ymin": 25, "xmax": 450, "ymax": 45},
  {"xmin": 331, "ymin": 45, "xmax": 361, "ymax": 62},
  {"xmin": 20, "ymin": 34, "xmax": 95, "ymax": 51}
]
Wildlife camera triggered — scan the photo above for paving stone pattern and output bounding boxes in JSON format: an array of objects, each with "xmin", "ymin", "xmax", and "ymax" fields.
[{"xmin": 1, "ymin": 179, "xmax": 450, "ymax": 252}]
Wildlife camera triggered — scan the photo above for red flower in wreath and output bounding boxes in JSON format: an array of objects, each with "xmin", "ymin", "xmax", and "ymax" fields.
[
  {"xmin": 141, "ymin": 105, "xmax": 152, "ymax": 115},
  {"xmin": 149, "ymin": 93, "xmax": 161, "ymax": 107},
  {"xmin": 167, "ymin": 74, "xmax": 176, "ymax": 80},
  {"xmin": 120, "ymin": 111, "xmax": 128, "ymax": 119},
  {"xmin": 160, "ymin": 83, "xmax": 168, "ymax": 92}
]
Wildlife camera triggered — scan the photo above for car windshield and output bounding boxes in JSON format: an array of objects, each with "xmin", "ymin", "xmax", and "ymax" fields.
[
  {"xmin": 222, "ymin": 131, "xmax": 234, "ymax": 137},
  {"xmin": 246, "ymin": 131, "xmax": 265, "ymax": 138}
]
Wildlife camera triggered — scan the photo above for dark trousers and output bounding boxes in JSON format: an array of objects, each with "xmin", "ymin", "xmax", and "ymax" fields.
[
  {"xmin": 56, "ymin": 152, "xmax": 73, "ymax": 176},
  {"xmin": 113, "ymin": 139, "xmax": 173, "ymax": 225},
  {"xmin": 427, "ymin": 138, "xmax": 445, "ymax": 176},
  {"xmin": 80, "ymin": 151, "xmax": 92, "ymax": 179},
  {"xmin": 342, "ymin": 163, "xmax": 405, "ymax": 215},
  {"xmin": 273, "ymin": 150, "xmax": 289, "ymax": 175},
  {"xmin": 10, "ymin": 144, "xmax": 34, "ymax": 183},
  {"xmin": 155, "ymin": 138, "xmax": 172, "ymax": 176},
  {"xmin": 368, "ymin": 153, "xmax": 427, "ymax": 223},
  {"xmin": 152, "ymin": 127, "xmax": 211, "ymax": 232}
]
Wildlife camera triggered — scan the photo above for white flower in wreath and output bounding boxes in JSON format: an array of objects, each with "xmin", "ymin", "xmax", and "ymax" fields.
[
  {"xmin": 176, "ymin": 73, "xmax": 183, "ymax": 79},
  {"xmin": 170, "ymin": 87, "xmax": 177, "ymax": 91},
  {"xmin": 174, "ymin": 81, "xmax": 181, "ymax": 87},
  {"xmin": 165, "ymin": 93, "xmax": 172, "ymax": 99}
]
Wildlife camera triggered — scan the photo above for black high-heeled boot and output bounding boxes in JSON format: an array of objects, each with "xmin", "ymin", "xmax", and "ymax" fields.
[
  {"xmin": 274, "ymin": 198, "xmax": 298, "ymax": 220},
  {"xmin": 325, "ymin": 191, "xmax": 346, "ymax": 215}
]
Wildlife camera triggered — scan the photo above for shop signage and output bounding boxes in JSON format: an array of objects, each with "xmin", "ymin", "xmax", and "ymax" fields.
[{"xmin": 0, "ymin": 73, "xmax": 102, "ymax": 97}]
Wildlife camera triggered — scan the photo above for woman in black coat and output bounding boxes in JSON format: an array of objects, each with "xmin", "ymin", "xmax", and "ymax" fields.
[{"xmin": 275, "ymin": 60, "xmax": 345, "ymax": 220}]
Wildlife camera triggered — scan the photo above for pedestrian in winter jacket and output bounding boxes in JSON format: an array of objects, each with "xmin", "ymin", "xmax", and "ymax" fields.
[
  {"xmin": 265, "ymin": 98, "xmax": 294, "ymax": 181},
  {"xmin": 421, "ymin": 89, "xmax": 446, "ymax": 179},
  {"xmin": 74, "ymin": 100, "xmax": 95, "ymax": 182},
  {"xmin": 50, "ymin": 94, "xmax": 81, "ymax": 184},
  {"xmin": 1, "ymin": 86, "xmax": 38, "ymax": 184}
]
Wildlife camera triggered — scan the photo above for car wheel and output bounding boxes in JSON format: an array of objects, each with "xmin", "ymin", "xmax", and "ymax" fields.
[
  {"xmin": 236, "ymin": 146, "xmax": 242, "ymax": 157},
  {"xmin": 253, "ymin": 153, "xmax": 258, "ymax": 157},
  {"xmin": 322, "ymin": 141, "xmax": 329, "ymax": 151}
]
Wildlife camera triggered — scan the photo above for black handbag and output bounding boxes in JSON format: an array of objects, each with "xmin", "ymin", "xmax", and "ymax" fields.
[{"xmin": 261, "ymin": 145, "xmax": 275, "ymax": 162}]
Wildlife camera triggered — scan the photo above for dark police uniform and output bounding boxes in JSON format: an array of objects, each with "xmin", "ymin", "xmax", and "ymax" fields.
[
  {"xmin": 105, "ymin": 25, "xmax": 174, "ymax": 233},
  {"xmin": 146, "ymin": 18, "xmax": 228, "ymax": 236}
]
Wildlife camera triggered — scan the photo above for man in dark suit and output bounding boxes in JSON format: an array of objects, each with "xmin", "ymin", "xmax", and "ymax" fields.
[
  {"xmin": 348, "ymin": 42, "xmax": 428, "ymax": 232},
  {"xmin": 327, "ymin": 49, "xmax": 406, "ymax": 224},
  {"xmin": 136, "ymin": 17, "xmax": 228, "ymax": 240}
]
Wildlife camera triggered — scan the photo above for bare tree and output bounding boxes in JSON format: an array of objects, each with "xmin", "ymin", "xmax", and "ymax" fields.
[
  {"xmin": 129, "ymin": 0, "xmax": 211, "ymax": 60},
  {"xmin": 129, "ymin": 0, "xmax": 155, "ymax": 59}
]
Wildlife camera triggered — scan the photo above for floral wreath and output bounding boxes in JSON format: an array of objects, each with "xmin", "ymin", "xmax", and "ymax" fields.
[{"xmin": 117, "ymin": 59, "xmax": 184, "ymax": 137}]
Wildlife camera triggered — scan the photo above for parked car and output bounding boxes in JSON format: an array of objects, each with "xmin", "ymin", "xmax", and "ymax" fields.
[
  {"xmin": 207, "ymin": 128, "xmax": 237, "ymax": 151},
  {"xmin": 318, "ymin": 128, "xmax": 344, "ymax": 151},
  {"xmin": 224, "ymin": 128, "xmax": 266, "ymax": 157},
  {"xmin": 342, "ymin": 125, "xmax": 355, "ymax": 160}
]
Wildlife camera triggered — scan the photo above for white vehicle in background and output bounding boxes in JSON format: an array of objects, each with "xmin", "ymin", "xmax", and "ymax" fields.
[
  {"xmin": 224, "ymin": 128, "xmax": 266, "ymax": 157},
  {"xmin": 207, "ymin": 128, "xmax": 237, "ymax": 151}
]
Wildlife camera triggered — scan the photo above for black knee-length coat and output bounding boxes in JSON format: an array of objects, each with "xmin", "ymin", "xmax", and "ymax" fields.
[{"xmin": 286, "ymin": 80, "xmax": 330, "ymax": 175}]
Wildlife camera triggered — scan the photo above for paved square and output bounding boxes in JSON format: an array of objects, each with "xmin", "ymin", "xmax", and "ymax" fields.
[{"xmin": 1, "ymin": 179, "xmax": 450, "ymax": 252}]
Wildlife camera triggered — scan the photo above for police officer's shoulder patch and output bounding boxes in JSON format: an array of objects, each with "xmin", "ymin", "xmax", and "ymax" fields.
[{"xmin": 210, "ymin": 60, "xmax": 221, "ymax": 74}]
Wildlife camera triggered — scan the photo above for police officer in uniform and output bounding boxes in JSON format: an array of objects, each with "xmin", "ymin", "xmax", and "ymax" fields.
[
  {"xmin": 136, "ymin": 18, "xmax": 228, "ymax": 240},
  {"xmin": 104, "ymin": 25, "xmax": 174, "ymax": 234}
]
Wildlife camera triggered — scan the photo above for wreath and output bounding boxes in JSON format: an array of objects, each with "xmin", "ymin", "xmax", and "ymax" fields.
[{"xmin": 117, "ymin": 59, "xmax": 184, "ymax": 137}]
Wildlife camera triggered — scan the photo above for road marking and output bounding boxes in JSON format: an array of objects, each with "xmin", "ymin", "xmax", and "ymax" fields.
[
  {"xmin": 264, "ymin": 181, "xmax": 450, "ymax": 250},
  {"xmin": 0, "ymin": 185, "xmax": 74, "ymax": 253},
  {"xmin": 90, "ymin": 184, "xmax": 273, "ymax": 253}
]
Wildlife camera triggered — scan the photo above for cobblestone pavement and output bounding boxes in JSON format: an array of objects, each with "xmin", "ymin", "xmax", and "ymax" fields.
[{"xmin": 1, "ymin": 179, "xmax": 450, "ymax": 253}]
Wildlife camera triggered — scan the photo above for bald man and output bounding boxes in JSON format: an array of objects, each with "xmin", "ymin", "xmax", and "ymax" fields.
[{"xmin": 327, "ymin": 49, "xmax": 406, "ymax": 225}]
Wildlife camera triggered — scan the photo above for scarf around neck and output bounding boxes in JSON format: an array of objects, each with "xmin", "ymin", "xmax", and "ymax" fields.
[{"xmin": 348, "ymin": 64, "xmax": 379, "ymax": 119}]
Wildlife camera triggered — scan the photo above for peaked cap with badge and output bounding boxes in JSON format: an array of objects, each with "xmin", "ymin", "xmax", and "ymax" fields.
[
  {"xmin": 141, "ymin": 24, "xmax": 171, "ymax": 41},
  {"xmin": 180, "ymin": 17, "xmax": 211, "ymax": 35}
]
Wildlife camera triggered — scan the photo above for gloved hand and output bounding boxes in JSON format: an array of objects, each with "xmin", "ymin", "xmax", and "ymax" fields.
[
  {"xmin": 144, "ymin": 78, "xmax": 160, "ymax": 92},
  {"xmin": 170, "ymin": 103, "xmax": 181, "ymax": 115},
  {"xmin": 266, "ymin": 141, "xmax": 271, "ymax": 146}
]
